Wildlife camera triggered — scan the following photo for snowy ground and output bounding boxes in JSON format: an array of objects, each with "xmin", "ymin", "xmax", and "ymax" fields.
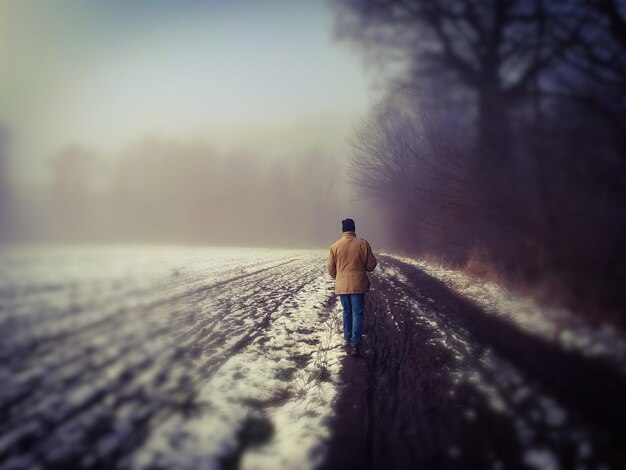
[
  {"xmin": 0, "ymin": 245, "xmax": 344, "ymax": 469},
  {"xmin": 1, "ymin": 245, "xmax": 625, "ymax": 469},
  {"xmin": 383, "ymin": 253, "xmax": 626, "ymax": 372}
]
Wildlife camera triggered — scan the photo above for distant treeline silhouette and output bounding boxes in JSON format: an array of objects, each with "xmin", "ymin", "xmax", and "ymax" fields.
[{"xmin": 3, "ymin": 137, "xmax": 358, "ymax": 249}]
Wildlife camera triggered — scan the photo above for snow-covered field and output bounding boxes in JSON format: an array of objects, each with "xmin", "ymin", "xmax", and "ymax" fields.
[
  {"xmin": 1, "ymin": 245, "xmax": 624, "ymax": 469},
  {"xmin": 0, "ymin": 245, "xmax": 345, "ymax": 469}
]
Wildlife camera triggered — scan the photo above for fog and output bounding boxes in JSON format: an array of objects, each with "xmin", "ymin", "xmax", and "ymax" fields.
[
  {"xmin": 3, "ymin": 137, "xmax": 393, "ymax": 247},
  {"xmin": 0, "ymin": 0, "xmax": 389, "ymax": 248}
]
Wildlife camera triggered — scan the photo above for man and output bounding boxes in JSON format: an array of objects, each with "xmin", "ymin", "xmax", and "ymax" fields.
[{"xmin": 327, "ymin": 218, "xmax": 377, "ymax": 356}]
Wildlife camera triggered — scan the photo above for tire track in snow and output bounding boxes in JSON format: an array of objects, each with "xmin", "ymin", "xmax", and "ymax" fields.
[
  {"xmin": 0, "ymin": 257, "xmax": 302, "ymax": 363},
  {"xmin": 0, "ymin": 257, "xmax": 309, "ymax": 424}
]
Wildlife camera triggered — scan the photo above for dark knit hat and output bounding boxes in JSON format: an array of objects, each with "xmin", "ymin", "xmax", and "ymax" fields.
[{"xmin": 342, "ymin": 218, "xmax": 355, "ymax": 232}]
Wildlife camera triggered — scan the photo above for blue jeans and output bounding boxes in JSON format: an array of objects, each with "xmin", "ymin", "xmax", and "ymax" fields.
[{"xmin": 339, "ymin": 293, "xmax": 365, "ymax": 346}]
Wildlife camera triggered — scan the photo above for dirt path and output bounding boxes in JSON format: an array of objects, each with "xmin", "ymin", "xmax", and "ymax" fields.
[{"xmin": 322, "ymin": 255, "xmax": 626, "ymax": 469}]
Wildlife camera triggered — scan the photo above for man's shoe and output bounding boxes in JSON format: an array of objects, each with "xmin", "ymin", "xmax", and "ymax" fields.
[{"xmin": 350, "ymin": 345, "xmax": 359, "ymax": 356}]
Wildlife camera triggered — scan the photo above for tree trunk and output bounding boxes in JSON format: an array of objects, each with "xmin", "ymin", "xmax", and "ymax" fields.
[{"xmin": 476, "ymin": 87, "xmax": 512, "ymax": 168}]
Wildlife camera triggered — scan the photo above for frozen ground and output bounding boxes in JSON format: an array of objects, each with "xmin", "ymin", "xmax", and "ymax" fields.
[
  {"xmin": 384, "ymin": 254, "xmax": 626, "ymax": 372},
  {"xmin": 327, "ymin": 255, "xmax": 626, "ymax": 469},
  {"xmin": 0, "ymin": 245, "xmax": 344, "ymax": 469},
  {"xmin": 1, "ymin": 246, "xmax": 625, "ymax": 469}
]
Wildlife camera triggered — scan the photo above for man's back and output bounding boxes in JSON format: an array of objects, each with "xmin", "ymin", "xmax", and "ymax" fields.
[{"xmin": 328, "ymin": 231, "xmax": 377, "ymax": 295}]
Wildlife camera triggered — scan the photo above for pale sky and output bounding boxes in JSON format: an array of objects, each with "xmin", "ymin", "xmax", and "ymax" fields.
[{"xmin": 1, "ymin": 0, "xmax": 374, "ymax": 184}]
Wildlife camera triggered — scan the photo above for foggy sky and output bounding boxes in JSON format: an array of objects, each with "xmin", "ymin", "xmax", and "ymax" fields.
[
  {"xmin": 0, "ymin": 0, "xmax": 390, "ymax": 248},
  {"xmin": 1, "ymin": 0, "xmax": 372, "ymax": 184}
]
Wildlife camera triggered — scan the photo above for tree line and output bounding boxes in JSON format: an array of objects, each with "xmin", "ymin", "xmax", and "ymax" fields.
[
  {"xmin": 333, "ymin": 0, "xmax": 626, "ymax": 322},
  {"xmin": 5, "ymin": 138, "xmax": 354, "ymax": 249}
]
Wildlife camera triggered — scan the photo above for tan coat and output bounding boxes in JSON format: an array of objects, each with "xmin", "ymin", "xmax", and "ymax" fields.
[{"xmin": 327, "ymin": 231, "xmax": 377, "ymax": 294}]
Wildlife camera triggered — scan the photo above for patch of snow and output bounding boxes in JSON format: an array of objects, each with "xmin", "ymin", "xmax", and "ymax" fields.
[
  {"xmin": 538, "ymin": 397, "xmax": 567, "ymax": 427},
  {"xmin": 578, "ymin": 440, "xmax": 592, "ymax": 459},
  {"xmin": 382, "ymin": 253, "xmax": 626, "ymax": 372},
  {"xmin": 524, "ymin": 448, "xmax": 560, "ymax": 470}
]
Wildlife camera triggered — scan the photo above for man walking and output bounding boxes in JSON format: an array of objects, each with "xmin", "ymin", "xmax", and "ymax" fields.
[{"xmin": 327, "ymin": 218, "xmax": 377, "ymax": 356}]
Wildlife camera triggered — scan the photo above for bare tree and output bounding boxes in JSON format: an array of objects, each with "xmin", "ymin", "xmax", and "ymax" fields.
[
  {"xmin": 335, "ymin": 0, "xmax": 626, "ymax": 317},
  {"xmin": 350, "ymin": 93, "xmax": 494, "ymax": 258},
  {"xmin": 333, "ymin": 0, "xmax": 587, "ymax": 166},
  {"xmin": 553, "ymin": 0, "xmax": 626, "ymax": 140}
]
